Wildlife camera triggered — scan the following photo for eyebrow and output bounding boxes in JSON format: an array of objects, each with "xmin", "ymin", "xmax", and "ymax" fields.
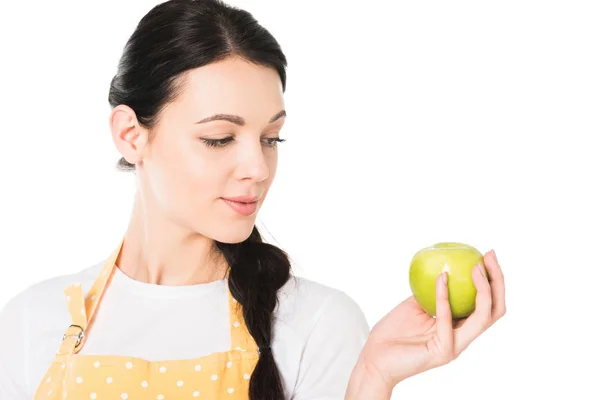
[{"xmin": 195, "ymin": 110, "xmax": 287, "ymax": 126}]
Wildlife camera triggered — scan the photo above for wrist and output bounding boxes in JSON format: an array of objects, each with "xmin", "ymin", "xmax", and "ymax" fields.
[{"xmin": 345, "ymin": 355, "xmax": 394, "ymax": 400}]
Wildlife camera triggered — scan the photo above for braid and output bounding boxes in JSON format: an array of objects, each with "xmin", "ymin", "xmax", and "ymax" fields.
[{"xmin": 216, "ymin": 226, "xmax": 291, "ymax": 400}]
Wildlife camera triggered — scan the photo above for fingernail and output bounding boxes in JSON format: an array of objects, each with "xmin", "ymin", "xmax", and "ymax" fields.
[
  {"xmin": 443, "ymin": 272, "xmax": 448, "ymax": 284},
  {"xmin": 491, "ymin": 249, "xmax": 498, "ymax": 263}
]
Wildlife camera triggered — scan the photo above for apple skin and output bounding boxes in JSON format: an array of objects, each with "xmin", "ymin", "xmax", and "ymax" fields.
[{"xmin": 409, "ymin": 242, "xmax": 488, "ymax": 319}]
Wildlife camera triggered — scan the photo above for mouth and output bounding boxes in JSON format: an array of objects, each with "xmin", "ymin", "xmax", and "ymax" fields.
[
  {"xmin": 221, "ymin": 195, "xmax": 260, "ymax": 203},
  {"xmin": 220, "ymin": 198, "xmax": 259, "ymax": 216}
]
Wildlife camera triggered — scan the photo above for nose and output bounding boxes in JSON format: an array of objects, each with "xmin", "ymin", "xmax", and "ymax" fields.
[{"xmin": 235, "ymin": 139, "xmax": 270, "ymax": 183}]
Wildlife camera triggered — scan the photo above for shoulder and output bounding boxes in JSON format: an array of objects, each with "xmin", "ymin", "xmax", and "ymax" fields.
[
  {"xmin": 277, "ymin": 275, "xmax": 365, "ymax": 316},
  {"xmin": 0, "ymin": 259, "xmax": 104, "ymax": 396},
  {"xmin": 275, "ymin": 274, "xmax": 371, "ymax": 340},
  {"xmin": 0, "ymin": 259, "xmax": 104, "ymax": 341},
  {"xmin": 0, "ymin": 259, "xmax": 103, "ymax": 323}
]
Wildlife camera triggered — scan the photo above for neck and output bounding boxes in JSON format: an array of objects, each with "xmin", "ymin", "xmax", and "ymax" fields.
[{"xmin": 116, "ymin": 192, "xmax": 228, "ymax": 286}]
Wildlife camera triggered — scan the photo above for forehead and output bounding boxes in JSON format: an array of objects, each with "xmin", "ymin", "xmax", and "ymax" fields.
[{"xmin": 170, "ymin": 57, "xmax": 285, "ymax": 124}]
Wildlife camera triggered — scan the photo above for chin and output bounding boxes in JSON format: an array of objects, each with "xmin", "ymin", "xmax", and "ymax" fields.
[{"xmin": 209, "ymin": 222, "xmax": 256, "ymax": 244}]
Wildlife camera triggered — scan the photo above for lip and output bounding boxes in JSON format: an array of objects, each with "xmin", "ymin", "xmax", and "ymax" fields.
[
  {"xmin": 221, "ymin": 195, "xmax": 260, "ymax": 203},
  {"xmin": 221, "ymin": 197, "xmax": 259, "ymax": 216}
]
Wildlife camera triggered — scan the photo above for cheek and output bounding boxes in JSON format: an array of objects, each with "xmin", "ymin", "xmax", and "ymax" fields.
[
  {"xmin": 266, "ymin": 151, "xmax": 278, "ymax": 182},
  {"xmin": 149, "ymin": 138, "xmax": 224, "ymax": 216}
]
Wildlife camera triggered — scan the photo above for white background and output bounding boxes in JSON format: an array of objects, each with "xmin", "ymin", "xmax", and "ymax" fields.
[{"xmin": 0, "ymin": 0, "xmax": 598, "ymax": 398}]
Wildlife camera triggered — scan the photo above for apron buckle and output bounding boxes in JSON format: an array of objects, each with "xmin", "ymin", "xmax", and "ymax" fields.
[{"xmin": 62, "ymin": 324, "xmax": 85, "ymax": 350}]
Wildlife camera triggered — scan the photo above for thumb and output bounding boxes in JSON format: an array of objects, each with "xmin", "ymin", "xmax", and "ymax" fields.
[{"xmin": 435, "ymin": 272, "xmax": 455, "ymax": 359}]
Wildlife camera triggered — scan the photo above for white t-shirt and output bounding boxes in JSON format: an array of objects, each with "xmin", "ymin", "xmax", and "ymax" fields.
[{"xmin": 0, "ymin": 259, "xmax": 371, "ymax": 399}]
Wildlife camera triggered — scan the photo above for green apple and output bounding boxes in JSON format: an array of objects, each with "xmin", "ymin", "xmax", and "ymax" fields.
[{"xmin": 409, "ymin": 242, "xmax": 488, "ymax": 319}]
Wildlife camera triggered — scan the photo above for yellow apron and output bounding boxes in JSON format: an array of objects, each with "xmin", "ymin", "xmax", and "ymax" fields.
[{"xmin": 34, "ymin": 238, "xmax": 259, "ymax": 399}]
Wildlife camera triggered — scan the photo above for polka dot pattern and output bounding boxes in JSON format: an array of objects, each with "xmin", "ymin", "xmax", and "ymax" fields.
[
  {"xmin": 33, "ymin": 237, "xmax": 261, "ymax": 400},
  {"xmin": 35, "ymin": 353, "xmax": 259, "ymax": 399}
]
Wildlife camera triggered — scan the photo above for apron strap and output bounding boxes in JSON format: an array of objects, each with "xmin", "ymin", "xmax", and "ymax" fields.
[
  {"xmin": 84, "ymin": 239, "xmax": 123, "ymax": 325},
  {"xmin": 56, "ymin": 283, "xmax": 87, "ymax": 355},
  {"xmin": 228, "ymin": 289, "xmax": 259, "ymax": 353},
  {"xmin": 56, "ymin": 238, "xmax": 124, "ymax": 355}
]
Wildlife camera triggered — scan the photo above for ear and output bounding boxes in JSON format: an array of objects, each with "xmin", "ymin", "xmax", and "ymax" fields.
[{"xmin": 109, "ymin": 105, "xmax": 149, "ymax": 166}]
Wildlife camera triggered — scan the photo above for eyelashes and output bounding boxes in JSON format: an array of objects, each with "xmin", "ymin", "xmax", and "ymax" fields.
[{"xmin": 201, "ymin": 137, "xmax": 286, "ymax": 149}]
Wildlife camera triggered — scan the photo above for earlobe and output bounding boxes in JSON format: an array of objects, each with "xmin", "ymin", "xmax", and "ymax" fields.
[{"xmin": 109, "ymin": 105, "xmax": 148, "ymax": 166}]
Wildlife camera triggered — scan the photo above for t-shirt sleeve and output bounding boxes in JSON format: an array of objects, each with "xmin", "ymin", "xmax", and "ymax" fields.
[
  {"xmin": 0, "ymin": 293, "xmax": 30, "ymax": 399},
  {"xmin": 291, "ymin": 290, "xmax": 371, "ymax": 400}
]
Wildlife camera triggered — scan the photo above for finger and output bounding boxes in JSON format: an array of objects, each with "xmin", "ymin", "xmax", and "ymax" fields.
[
  {"xmin": 435, "ymin": 272, "xmax": 454, "ymax": 352},
  {"xmin": 454, "ymin": 262, "xmax": 493, "ymax": 354},
  {"xmin": 452, "ymin": 317, "xmax": 468, "ymax": 329},
  {"xmin": 483, "ymin": 250, "xmax": 507, "ymax": 320}
]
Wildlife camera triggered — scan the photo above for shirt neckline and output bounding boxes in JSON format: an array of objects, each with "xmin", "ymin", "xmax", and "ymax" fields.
[{"xmin": 110, "ymin": 264, "xmax": 228, "ymax": 298}]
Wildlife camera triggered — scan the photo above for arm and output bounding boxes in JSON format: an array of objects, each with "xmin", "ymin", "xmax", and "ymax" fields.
[
  {"xmin": 345, "ymin": 357, "xmax": 394, "ymax": 400},
  {"xmin": 289, "ymin": 290, "xmax": 371, "ymax": 400},
  {"xmin": 0, "ymin": 362, "xmax": 30, "ymax": 399},
  {"xmin": 0, "ymin": 294, "xmax": 31, "ymax": 399}
]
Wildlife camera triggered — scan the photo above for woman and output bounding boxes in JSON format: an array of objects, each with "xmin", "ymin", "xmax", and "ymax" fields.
[{"xmin": 0, "ymin": 0, "xmax": 506, "ymax": 399}]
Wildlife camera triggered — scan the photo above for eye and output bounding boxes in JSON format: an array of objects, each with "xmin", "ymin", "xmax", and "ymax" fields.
[
  {"xmin": 263, "ymin": 137, "xmax": 286, "ymax": 148},
  {"xmin": 201, "ymin": 137, "xmax": 234, "ymax": 148},
  {"xmin": 201, "ymin": 137, "xmax": 286, "ymax": 149}
]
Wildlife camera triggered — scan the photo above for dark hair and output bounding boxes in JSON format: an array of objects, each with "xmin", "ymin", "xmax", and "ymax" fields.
[{"xmin": 108, "ymin": 1, "xmax": 291, "ymax": 398}]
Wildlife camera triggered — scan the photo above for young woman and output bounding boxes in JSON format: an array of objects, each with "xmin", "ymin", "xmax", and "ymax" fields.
[{"xmin": 0, "ymin": 0, "xmax": 506, "ymax": 399}]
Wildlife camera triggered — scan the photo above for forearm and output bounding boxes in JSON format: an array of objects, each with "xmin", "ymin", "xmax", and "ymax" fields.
[{"xmin": 345, "ymin": 358, "xmax": 394, "ymax": 400}]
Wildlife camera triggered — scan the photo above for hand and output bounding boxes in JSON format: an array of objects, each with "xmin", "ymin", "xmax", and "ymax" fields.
[{"xmin": 353, "ymin": 250, "xmax": 506, "ymax": 393}]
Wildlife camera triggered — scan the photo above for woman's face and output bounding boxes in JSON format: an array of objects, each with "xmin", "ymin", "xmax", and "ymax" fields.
[{"xmin": 124, "ymin": 57, "xmax": 286, "ymax": 244}]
